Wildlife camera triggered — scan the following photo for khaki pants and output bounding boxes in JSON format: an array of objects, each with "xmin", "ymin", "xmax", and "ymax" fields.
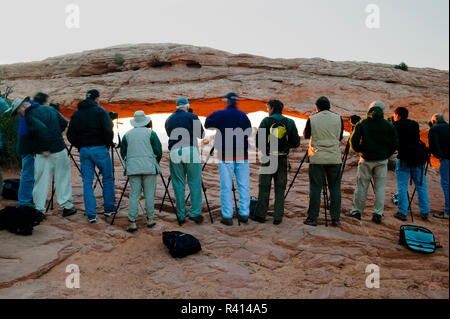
[
  {"xmin": 33, "ymin": 149, "xmax": 74, "ymax": 213},
  {"xmin": 351, "ymin": 158, "xmax": 388, "ymax": 216},
  {"xmin": 128, "ymin": 174, "xmax": 157, "ymax": 222}
]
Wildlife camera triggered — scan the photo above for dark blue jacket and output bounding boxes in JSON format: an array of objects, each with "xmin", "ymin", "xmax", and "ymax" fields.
[
  {"xmin": 16, "ymin": 116, "xmax": 34, "ymax": 155},
  {"xmin": 25, "ymin": 103, "xmax": 68, "ymax": 154},
  {"xmin": 165, "ymin": 109, "xmax": 205, "ymax": 151},
  {"xmin": 205, "ymin": 105, "xmax": 252, "ymax": 161}
]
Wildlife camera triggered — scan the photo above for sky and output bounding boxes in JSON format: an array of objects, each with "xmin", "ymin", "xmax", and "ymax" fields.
[{"xmin": 1, "ymin": 0, "xmax": 448, "ymax": 70}]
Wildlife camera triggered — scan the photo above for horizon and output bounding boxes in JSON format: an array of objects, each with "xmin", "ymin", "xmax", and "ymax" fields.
[{"xmin": 0, "ymin": 0, "xmax": 448, "ymax": 70}]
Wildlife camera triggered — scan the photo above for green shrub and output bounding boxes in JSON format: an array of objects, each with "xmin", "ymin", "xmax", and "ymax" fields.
[
  {"xmin": 394, "ymin": 62, "xmax": 409, "ymax": 71},
  {"xmin": 0, "ymin": 109, "xmax": 20, "ymax": 168},
  {"xmin": 114, "ymin": 53, "xmax": 125, "ymax": 66}
]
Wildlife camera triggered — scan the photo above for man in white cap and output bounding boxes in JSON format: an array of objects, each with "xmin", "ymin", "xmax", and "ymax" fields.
[
  {"xmin": 165, "ymin": 98, "xmax": 205, "ymax": 225},
  {"xmin": 345, "ymin": 101, "xmax": 399, "ymax": 224},
  {"xmin": 120, "ymin": 111, "xmax": 162, "ymax": 232}
]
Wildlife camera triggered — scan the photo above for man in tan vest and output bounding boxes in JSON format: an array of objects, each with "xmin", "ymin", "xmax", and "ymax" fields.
[{"xmin": 303, "ymin": 96, "xmax": 344, "ymax": 227}]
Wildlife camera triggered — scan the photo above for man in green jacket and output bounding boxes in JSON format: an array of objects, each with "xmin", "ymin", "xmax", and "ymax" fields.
[
  {"xmin": 345, "ymin": 101, "xmax": 399, "ymax": 224},
  {"xmin": 252, "ymin": 99, "xmax": 300, "ymax": 225}
]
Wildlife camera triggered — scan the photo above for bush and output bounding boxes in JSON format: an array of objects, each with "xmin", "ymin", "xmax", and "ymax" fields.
[
  {"xmin": 394, "ymin": 62, "xmax": 409, "ymax": 71},
  {"xmin": 114, "ymin": 53, "xmax": 125, "ymax": 66},
  {"xmin": 0, "ymin": 109, "xmax": 20, "ymax": 168}
]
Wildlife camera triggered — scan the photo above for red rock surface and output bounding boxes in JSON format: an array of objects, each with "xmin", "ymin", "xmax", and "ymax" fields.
[{"xmin": 0, "ymin": 44, "xmax": 448, "ymax": 299}]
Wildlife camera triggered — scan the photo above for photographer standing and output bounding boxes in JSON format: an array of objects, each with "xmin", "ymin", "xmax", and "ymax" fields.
[
  {"xmin": 428, "ymin": 114, "xmax": 449, "ymax": 219},
  {"xmin": 22, "ymin": 92, "xmax": 77, "ymax": 217},
  {"xmin": 67, "ymin": 89, "xmax": 115, "ymax": 224},
  {"xmin": 345, "ymin": 101, "xmax": 399, "ymax": 224},
  {"xmin": 303, "ymin": 96, "xmax": 344, "ymax": 227},
  {"xmin": 392, "ymin": 107, "xmax": 430, "ymax": 221}
]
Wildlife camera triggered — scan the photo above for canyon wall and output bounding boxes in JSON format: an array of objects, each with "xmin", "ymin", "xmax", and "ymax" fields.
[{"xmin": 1, "ymin": 43, "xmax": 448, "ymax": 129}]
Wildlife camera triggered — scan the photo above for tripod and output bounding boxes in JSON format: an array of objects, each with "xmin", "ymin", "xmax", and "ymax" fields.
[
  {"xmin": 110, "ymin": 146, "xmax": 176, "ymax": 225},
  {"xmin": 322, "ymin": 177, "xmax": 329, "ymax": 227},
  {"xmin": 46, "ymin": 144, "xmax": 103, "ymax": 213},
  {"xmin": 406, "ymin": 158, "xmax": 431, "ymax": 223},
  {"xmin": 284, "ymin": 150, "xmax": 308, "ymax": 199},
  {"xmin": 160, "ymin": 146, "xmax": 214, "ymax": 224}
]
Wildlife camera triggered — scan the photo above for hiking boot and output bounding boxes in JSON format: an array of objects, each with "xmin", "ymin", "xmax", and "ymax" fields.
[
  {"xmin": 62, "ymin": 206, "xmax": 77, "ymax": 217},
  {"xmin": 421, "ymin": 213, "xmax": 429, "ymax": 221},
  {"xmin": 345, "ymin": 211, "xmax": 361, "ymax": 220},
  {"xmin": 87, "ymin": 215, "xmax": 97, "ymax": 224},
  {"xmin": 220, "ymin": 218, "xmax": 233, "ymax": 226},
  {"xmin": 393, "ymin": 212, "xmax": 407, "ymax": 221},
  {"xmin": 176, "ymin": 215, "xmax": 186, "ymax": 226},
  {"xmin": 238, "ymin": 215, "xmax": 249, "ymax": 224},
  {"xmin": 127, "ymin": 221, "xmax": 137, "ymax": 232},
  {"xmin": 103, "ymin": 206, "xmax": 117, "ymax": 217},
  {"xmin": 372, "ymin": 214, "xmax": 382, "ymax": 224},
  {"xmin": 392, "ymin": 194, "xmax": 399, "ymax": 206},
  {"xmin": 189, "ymin": 215, "xmax": 204, "ymax": 224},
  {"xmin": 303, "ymin": 217, "xmax": 317, "ymax": 227},
  {"xmin": 250, "ymin": 215, "xmax": 266, "ymax": 223},
  {"xmin": 273, "ymin": 219, "xmax": 282, "ymax": 225},
  {"xmin": 147, "ymin": 217, "xmax": 156, "ymax": 228},
  {"xmin": 433, "ymin": 212, "xmax": 449, "ymax": 219},
  {"xmin": 331, "ymin": 219, "xmax": 341, "ymax": 226}
]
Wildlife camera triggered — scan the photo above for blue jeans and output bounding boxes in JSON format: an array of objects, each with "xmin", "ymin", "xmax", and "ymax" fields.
[
  {"xmin": 218, "ymin": 160, "xmax": 250, "ymax": 218},
  {"xmin": 18, "ymin": 154, "xmax": 35, "ymax": 206},
  {"xmin": 80, "ymin": 146, "xmax": 115, "ymax": 216},
  {"xmin": 396, "ymin": 160, "xmax": 430, "ymax": 215},
  {"xmin": 440, "ymin": 159, "xmax": 449, "ymax": 213}
]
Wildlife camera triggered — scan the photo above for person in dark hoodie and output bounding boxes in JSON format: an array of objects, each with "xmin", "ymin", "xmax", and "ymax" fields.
[
  {"xmin": 23, "ymin": 92, "xmax": 77, "ymax": 217},
  {"xmin": 345, "ymin": 101, "xmax": 399, "ymax": 224},
  {"xmin": 205, "ymin": 92, "xmax": 252, "ymax": 226},
  {"xmin": 429, "ymin": 113, "xmax": 449, "ymax": 219},
  {"xmin": 392, "ymin": 107, "xmax": 430, "ymax": 221},
  {"xmin": 67, "ymin": 89, "xmax": 115, "ymax": 224}
]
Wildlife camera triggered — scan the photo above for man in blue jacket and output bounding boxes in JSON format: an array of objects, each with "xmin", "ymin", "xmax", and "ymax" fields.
[
  {"xmin": 205, "ymin": 92, "xmax": 252, "ymax": 226},
  {"xmin": 165, "ymin": 98, "xmax": 205, "ymax": 225}
]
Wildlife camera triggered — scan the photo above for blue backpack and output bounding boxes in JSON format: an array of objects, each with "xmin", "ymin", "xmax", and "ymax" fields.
[{"xmin": 399, "ymin": 225, "xmax": 442, "ymax": 254}]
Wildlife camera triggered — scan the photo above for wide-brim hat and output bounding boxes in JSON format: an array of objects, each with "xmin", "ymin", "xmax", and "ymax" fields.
[
  {"xmin": 0, "ymin": 97, "xmax": 12, "ymax": 116},
  {"xmin": 130, "ymin": 110, "xmax": 151, "ymax": 127},
  {"xmin": 10, "ymin": 96, "xmax": 30, "ymax": 116}
]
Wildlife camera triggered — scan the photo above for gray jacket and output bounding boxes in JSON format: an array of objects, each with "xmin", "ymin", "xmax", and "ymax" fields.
[{"xmin": 122, "ymin": 127, "xmax": 161, "ymax": 176}]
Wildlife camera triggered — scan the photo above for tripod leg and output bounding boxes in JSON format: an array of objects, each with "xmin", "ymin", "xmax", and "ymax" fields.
[
  {"xmin": 110, "ymin": 177, "xmax": 129, "ymax": 226},
  {"xmin": 46, "ymin": 178, "xmax": 56, "ymax": 214},
  {"xmin": 285, "ymin": 150, "xmax": 308, "ymax": 200},
  {"xmin": 407, "ymin": 189, "xmax": 416, "ymax": 223},
  {"xmin": 159, "ymin": 177, "xmax": 171, "ymax": 213},
  {"xmin": 232, "ymin": 181, "xmax": 240, "ymax": 226},
  {"xmin": 322, "ymin": 178, "xmax": 328, "ymax": 227},
  {"xmin": 202, "ymin": 181, "xmax": 213, "ymax": 224},
  {"xmin": 160, "ymin": 174, "xmax": 176, "ymax": 213}
]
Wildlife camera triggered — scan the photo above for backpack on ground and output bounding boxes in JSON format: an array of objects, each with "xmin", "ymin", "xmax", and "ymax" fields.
[
  {"xmin": 2, "ymin": 179, "xmax": 20, "ymax": 201},
  {"xmin": 267, "ymin": 117, "xmax": 289, "ymax": 155},
  {"xmin": 399, "ymin": 225, "xmax": 442, "ymax": 254},
  {"xmin": 162, "ymin": 231, "xmax": 202, "ymax": 258},
  {"xmin": 0, "ymin": 205, "xmax": 43, "ymax": 236},
  {"xmin": 402, "ymin": 140, "xmax": 429, "ymax": 168}
]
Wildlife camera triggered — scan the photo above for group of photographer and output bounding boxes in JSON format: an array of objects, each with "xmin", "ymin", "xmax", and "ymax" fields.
[{"xmin": 2, "ymin": 90, "xmax": 449, "ymax": 232}]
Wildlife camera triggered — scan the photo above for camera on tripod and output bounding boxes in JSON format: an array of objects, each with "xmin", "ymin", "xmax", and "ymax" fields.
[
  {"xmin": 109, "ymin": 111, "xmax": 119, "ymax": 121},
  {"xmin": 350, "ymin": 115, "xmax": 361, "ymax": 131}
]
